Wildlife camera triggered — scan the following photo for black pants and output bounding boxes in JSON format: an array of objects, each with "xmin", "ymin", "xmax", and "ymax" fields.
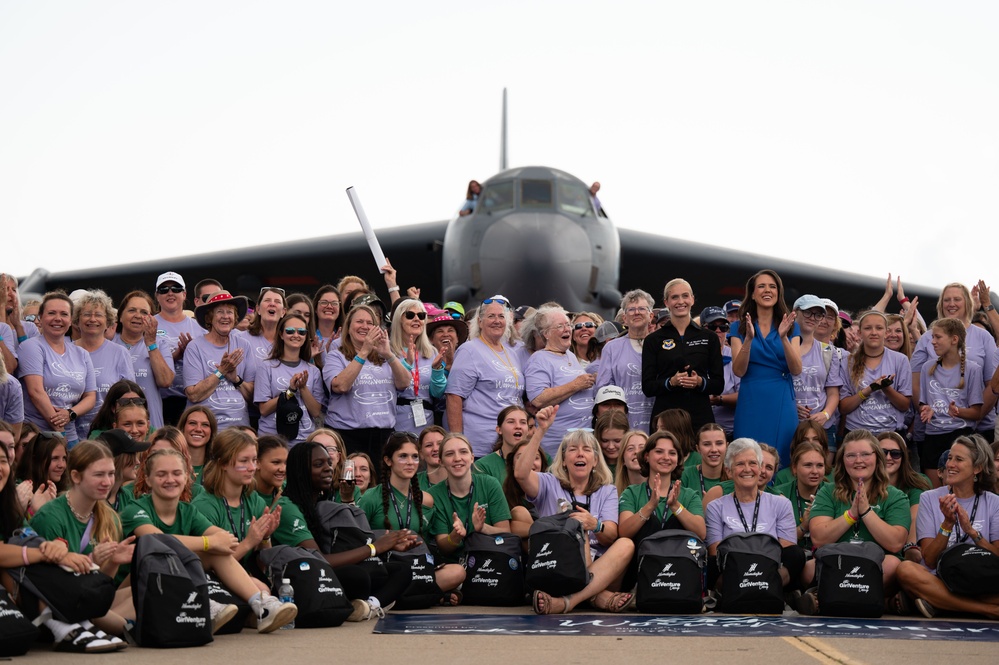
[{"xmin": 335, "ymin": 560, "xmax": 411, "ymax": 607}]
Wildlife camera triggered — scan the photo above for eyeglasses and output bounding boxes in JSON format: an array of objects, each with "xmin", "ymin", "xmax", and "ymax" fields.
[
  {"xmin": 317, "ymin": 300, "xmax": 340, "ymax": 308},
  {"xmin": 258, "ymin": 287, "xmax": 286, "ymax": 302},
  {"xmin": 156, "ymin": 286, "xmax": 184, "ymax": 295},
  {"xmin": 800, "ymin": 309, "xmax": 825, "ymax": 321},
  {"xmin": 706, "ymin": 322, "xmax": 730, "ymax": 332},
  {"xmin": 574, "ymin": 322, "xmax": 596, "ymax": 330},
  {"xmin": 284, "ymin": 327, "xmax": 307, "ymax": 335},
  {"xmin": 844, "ymin": 451, "xmax": 874, "ymax": 461},
  {"xmin": 882, "ymin": 449, "xmax": 903, "ymax": 460},
  {"xmin": 403, "ymin": 311, "xmax": 427, "ymax": 321},
  {"xmin": 482, "ymin": 298, "xmax": 510, "ymax": 308},
  {"xmin": 625, "ymin": 306, "xmax": 650, "ymax": 315},
  {"xmin": 116, "ymin": 397, "xmax": 147, "ymax": 408}
]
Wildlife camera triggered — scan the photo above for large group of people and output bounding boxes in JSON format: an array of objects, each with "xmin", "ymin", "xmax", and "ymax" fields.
[{"xmin": 3, "ymin": 262, "xmax": 999, "ymax": 656}]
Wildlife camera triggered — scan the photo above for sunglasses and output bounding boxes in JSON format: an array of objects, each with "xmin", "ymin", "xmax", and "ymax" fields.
[
  {"xmin": 482, "ymin": 298, "xmax": 510, "ymax": 308},
  {"xmin": 574, "ymin": 322, "xmax": 597, "ymax": 330},
  {"xmin": 23, "ymin": 314, "xmax": 37, "ymax": 323},
  {"xmin": 258, "ymin": 287, "xmax": 286, "ymax": 301},
  {"xmin": 156, "ymin": 285, "xmax": 184, "ymax": 295},
  {"xmin": 284, "ymin": 327, "xmax": 307, "ymax": 335},
  {"xmin": 706, "ymin": 322, "xmax": 730, "ymax": 332},
  {"xmin": 882, "ymin": 448, "xmax": 903, "ymax": 460},
  {"xmin": 403, "ymin": 311, "xmax": 427, "ymax": 321},
  {"xmin": 116, "ymin": 397, "xmax": 147, "ymax": 408},
  {"xmin": 567, "ymin": 427, "xmax": 595, "ymax": 433}
]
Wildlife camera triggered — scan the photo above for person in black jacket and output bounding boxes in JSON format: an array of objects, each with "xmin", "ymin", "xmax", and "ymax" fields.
[{"xmin": 642, "ymin": 279, "xmax": 724, "ymax": 432}]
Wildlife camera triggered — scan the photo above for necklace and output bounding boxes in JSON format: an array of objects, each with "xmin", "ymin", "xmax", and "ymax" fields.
[
  {"xmin": 67, "ymin": 493, "xmax": 94, "ymax": 522},
  {"xmin": 482, "ymin": 339, "xmax": 520, "ymax": 390}
]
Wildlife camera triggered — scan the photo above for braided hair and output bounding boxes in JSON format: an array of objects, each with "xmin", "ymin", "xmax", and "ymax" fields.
[
  {"xmin": 378, "ymin": 431, "xmax": 423, "ymax": 531},
  {"xmin": 928, "ymin": 317, "xmax": 967, "ymax": 389},
  {"xmin": 283, "ymin": 441, "xmax": 333, "ymax": 541}
]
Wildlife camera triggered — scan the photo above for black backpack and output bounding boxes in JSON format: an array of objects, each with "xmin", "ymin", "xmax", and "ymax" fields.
[
  {"xmin": 716, "ymin": 532, "xmax": 784, "ymax": 614},
  {"xmin": 315, "ymin": 501, "xmax": 381, "ymax": 561},
  {"xmin": 937, "ymin": 543, "xmax": 999, "ymax": 597},
  {"xmin": 6, "ymin": 530, "xmax": 115, "ymax": 624},
  {"xmin": 379, "ymin": 538, "xmax": 442, "ymax": 610},
  {"xmin": 636, "ymin": 529, "xmax": 706, "ymax": 614},
  {"xmin": 204, "ymin": 572, "xmax": 251, "ymax": 634},
  {"xmin": 0, "ymin": 586, "xmax": 39, "ymax": 657},
  {"xmin": 258, "ymin": 545, "xmax": 352, "ymax": 627},
  {"xmin": 815, "ymin": 542, "xmax": 885, "ymax": 617},
  {"xmin": 462, "ymin": 532, "xmax": 525, "ymax": 606},
  {"xmin": 525, "ymin": 512, "xmax": 589, "ymax": 597},
  {"xmin": 130, "ymin": 533, "xmax": 213, "ymax": 648}
]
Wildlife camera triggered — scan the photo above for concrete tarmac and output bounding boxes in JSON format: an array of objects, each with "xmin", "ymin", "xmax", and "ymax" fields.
[{"xmin": 15, "ymin": 606, "xmax": 997, "ymax": 665}]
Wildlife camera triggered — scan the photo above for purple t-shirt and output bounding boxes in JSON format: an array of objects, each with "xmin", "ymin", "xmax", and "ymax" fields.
[
  {"xmin": 17, "ymin": 337, "xmax": 97, "ymax": 444},
  {"xmin": 916, "ymin": 486, "xmax": 999, "ymax": 573},
  {"xmin": 6, "ymin": 320, "xmax": 39, "ymax": 356},
  {"xmin": 395, "ymin": 354, "xmax": 434, "ymax": 434},
  {"xmin": 712, "ymin": 345, "xmax": 740, "ymax": 434},
  {"xmin": 705, "ymin": 492, "xmax": 796, "ymax": 546},
  {"xmin": 182, "ymin": 334, "xmax": 252, "ymax": 429},
  {"xmin": 525, "ymin": 350, "xmax": 594, "ymax": 456},
  {"xmin": 76, "ymin": 339, "xmax": 135, "ymax": 440},
  {"xmin": 322, "ymin": 350, "xmax": 398, "ymax": 430},
  {"xmin": 242, "ymin": 333, "xmax": 274, "ymax": 384},
  {"xmin": 445, "ymin": 338, "xmax": 525, "ymax": 457},
  {"xmin": 155, "ymin": 314, "xmax": 206, "ymax": 399},
  {"xmin": 254, "ymin": 358, "xmax": 324, "ymax": 443},
  {"xmin": 1, "ymin": 374, "xmax": 23, "ymax": 425},
  {"xmin": 527, "ymin": 472, "xmax": 619, "ymax": 558},
  {"xmin": 839, "ymin": 349, "xmax": 912, "ymax": 431},
  {"xmin": 0, "ymin": 323, "xmax": 16, "ymax": 359},
  {"xmin": 919, "ymin": 360, "xmax": 983, "ymax": 435},
  {"xmin": 113, "ymin": 334, "xmax": 174, "ymax": 429},
  {"xmin": 793, "ymin": 341, "xmax": 846, "ymax": 425},
  {"xmin": 595, "ymin": 336, "xmax": 654, "ymax": 432}
]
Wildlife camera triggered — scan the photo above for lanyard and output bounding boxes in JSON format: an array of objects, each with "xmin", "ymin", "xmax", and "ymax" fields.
[
  {"xmin": 390, "ymin": 487, "xmax": 414, "ymax": 530},
  {"xmin": 794, "ymin": 487, "xmax": 808, "ymax": 523},
  {"xmin": 483, "ymin": 339, "xmax": 520, "ymax": 390},
  {"xmin": 954, "ymin": 493, "xmax": 982, "ymax": 544},
  {"xmin": 222, "ymin": 495, "xmax": 246, "ymax": 541},
  {"xmin": 411, "ymin": 360, "xmax": 421, "ymax": 396},
  {"xmin": 447, "ymin": 479, "xmax": 475, "ymax": 529},
  {"xmin": 566, "ymin": 487, "xmax": 591, "ymax": 513},
  {"xmin": 735, "ymin": 492, "xmax": 761, "ymax": 533},
  {"xmin": 645, "ymin": 482, "xmax": 673, "ymax": 528}
]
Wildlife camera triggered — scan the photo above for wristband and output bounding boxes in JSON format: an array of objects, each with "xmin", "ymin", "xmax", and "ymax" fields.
[
  {"xmin": 938, "ymin": 526, "xmax": 952, "ymax": 537},
  {"xmin": 843, "ymin": 510, "xmax": 857, "ymax": 526},
  {"xmin": 899, "ymin": 297, "xmax": 910, "ymax": 305},
  {"xmin": 901, "ymin": 542, "xmax": 919, "ymax": 553},
  {"xmin": 214, "ymin": 369, "xmax": 224, "ymax": 380},
  {"xmin": 22, "ymin": 545, "xmax": 30, "ymax": 566},
  {"xmin": 367, "ymin": 543, "xmax": 378, "ymax": 557},
  {"xmin": 674, "ymin": 504, "xmax": 685, "ymax": 516},
  {"xmin": 821, "ymin": 411, "xmax": 829, "ymax": 419},
  {"xmin": 17, "ymin": 335, "xmax": 28, "ymax": 343},
  {"xmin": 637, "ymin": 510, "xmax": 650, "ymax": 522},
  {"xmin": 147, "ymin": 343, "xmax": 158, "ymax": 351},
  {"xmin": 203, "ymin": 536, "xmax": 211, "ymax": 552},
  {"xmin": 353, "ymin": 355, "xmax": 366, "ymax": 365},
  {"xmin": 594, "ymin": 519, "xmax": 603, "ymax": 533},
  {"xmin": 387, "ymin": 286, "xmax": 400, "ymax": 293},
  {"xmin": 55, "ymin": 537, "xmax": 68, "ymax": 548},
  {"xmin": 973, "ymin": 532, "xmax": 986, "ymax": 542}
]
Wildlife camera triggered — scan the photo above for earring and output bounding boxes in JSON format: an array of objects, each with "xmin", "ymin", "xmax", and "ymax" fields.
[{"xmin": 974, "ymin": 474, "xmax": 979, "ymax": 482}]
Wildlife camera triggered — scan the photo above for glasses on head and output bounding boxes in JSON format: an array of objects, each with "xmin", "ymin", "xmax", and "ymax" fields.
[
  {"xmin": 23, "ymin": 314, "xmax": 37, "ymax": 322},
  {"xmin": 403, "ymin": 311, "xmax": 427, "ymax": 321},
  {"xmin": 574, "ymin": 322, "xmax": 596, "ymax": 330},
  {"xmin": 706, "ymin": 321, "xmax": 730, "ymax": 332},
  {"xmin": 625, "ymin": 306, "xmax": 650, "ymax": 315},
  {"xmin": 284, "ymin": 327, "xmax": 307, "ymax": 335},
  {"xmin": 156, "ymin": 285, "xmax": 184, "ymax": 295},
  {"xmin": 449, "ymin": 311, "xmax": 462, "ymax": 320},
  {"xmin": 881, "ymin": 448, "xmax": 903, "ymax": 460},
  {"xmin": 258, "ymin": 287, "xmax": 286, "ymax": 301},
  {"xmin": 844, "ymin": 451, "xmax": 874, "ymax": 461},
  {"xmin": 317, "ymin": 299, "xmax": 340, "ymax": 308},
  {"xmin": 116, "ymin": 397, "xmax": 147, "ymax": 408},
  {"xmin": 481, "ymin": 298, "xmax": 510, "ymax": 308}
]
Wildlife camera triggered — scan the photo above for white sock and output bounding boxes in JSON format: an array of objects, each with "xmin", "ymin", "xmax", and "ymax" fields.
[
  {"xmin": 367, "ymin": 596, "xmax": 381, "ymax": 609},
  {"xmin": 44, "ymin": 618, "xmax": 77, "ymax": 643}
]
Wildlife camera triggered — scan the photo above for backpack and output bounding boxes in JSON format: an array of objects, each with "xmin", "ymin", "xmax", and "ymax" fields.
[
  {"xmin": 936, "ymin": 543, "xmax": 999, "ymax": 597},
  {"xmin": 204, "ymin": 572, "xmax": 251, "ymax": 634},
  {"xmin": 815, "ymin": 542, "xmax": 885, "ymax": 617},
  {"xmin": 716, "ymin": 532, "xmax": 784, "ymax": 614},
  {"xmin": 378, "ymin": 538, "xmax": 442, "ymax": 610},
  {"xmin": 525, "ymin": 512, "xmax": 589, "ymax": 597},
  {"xmin": 462, "ymin": 532, "xmax": 525, "ymax": 606},
  {"xmin": 258, "ymin": 545, "xmax": 352, "ymax": 627},
  {"xmin": 6, "ymin": 529, "xmax": 115, "ymax": 624},
  {"xmin": 130, "ymin": 533, "xmax": 213, "ymax": 648},
  {"xmin": 0, "ymin": 586, "xmax": 39, "ymax": 657},
  {"xmin": 315, "ymin": 501, "xmax": 381, "ymax": 562},
  {"xmin": 636, "ymin": 529, "xmax": 706, "ymax": 614}
]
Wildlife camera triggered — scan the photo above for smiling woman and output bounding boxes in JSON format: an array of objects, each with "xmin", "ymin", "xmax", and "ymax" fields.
[
  {"xmin": 253, "ymin": 313, "xmax": 323, "ymax": 444},
  {"xmin": 113, "ymin": 290, "xmax": 175, "ymax": 429}
]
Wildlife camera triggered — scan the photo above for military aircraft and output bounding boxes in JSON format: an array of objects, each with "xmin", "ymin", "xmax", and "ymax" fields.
[{"xmin": 18, "ymin": 91, "xmax": 943, "ymax": 318}]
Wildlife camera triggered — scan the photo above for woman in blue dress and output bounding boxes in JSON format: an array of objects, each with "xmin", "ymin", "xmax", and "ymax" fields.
[{"xmin": 729, "ymin": 269, "xmax": 802, "ymax": 466}]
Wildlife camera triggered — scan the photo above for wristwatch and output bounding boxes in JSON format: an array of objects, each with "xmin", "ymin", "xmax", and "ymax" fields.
[
  {"xmin": 68, "ymin": 409, "xmax": 78, "ymax": 422},
  {"xmin": 985, "ymin": 305, "xmax": 995, "ymax": 312}
]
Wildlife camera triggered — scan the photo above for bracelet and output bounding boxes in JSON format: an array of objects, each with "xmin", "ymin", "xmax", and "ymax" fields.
[
  {"xmin": 353, "ymin": 355, "xmax": 366, "ymax": 365},
  {"xmin": 821, "ymin": 410, "xmax": 829, "ymax": 419},
  {"xmin": 674, "ymin": 504, "xmax": 685, "ymax": 516},
  {"xmin": 938, "ymin": 526, "xmax": 952, "ymax": 537},
  {"xmin": 447, "ymin": 532, "xmax": 462, "ymax": 546},
  {"xmin": 387, "ymin": 286, "xmax": 400, "ymax": 293},
  {"xmin": 858, "ymin": 507, "xmax": 873, "ymax": 519},
  {"xmin": 22, "ymin": 545, "xmax": 30, "ymax": 566},
  {"xmin": 973, "ymin": 532, "xmax": 986, "ymax": 542},
  {"xmin": 17, "ymin": 335, "xmax": 27, "ymax": 343},
  {"xmin": 899, "ymin": 297, "xmax": 910, "ymax": 305},
  {"xmin": 901, "ymin": 542, "xmax": 919, "ymax": 553},
  {"xmin": 843, "ymin": 510, "xmax": 857, "ymax": 526},
  {"xmin": 232, "ymin": 375, "xmax": 244, "ymax": 387},
  {"xmin": 55, "ymin": 537, "xmax": 68, "ymax": 548},
  {"xmin": 203, "ymin": 536, "xmax": 211, "ymax": 552},
  {"xmin": 367, "ymin": 543, "xmax": 378, "ymax": 557},
  {"xmin": 594, "ymin": 519, "xmax": 602, "ymax": 533},
  {"xmin": 637, "ymin": 510, "xmax": 650, "ymax": 522},
  {"xmin": 859, "ymin": 390, "xmax": 869, "ymax": 402},
  {"xmin": 147, "ymin": 343, "xmax": 158, "ymax": 351},
  {"xmin": 213, "ymin": 369, "xmax": 224, "ymax": 380}
]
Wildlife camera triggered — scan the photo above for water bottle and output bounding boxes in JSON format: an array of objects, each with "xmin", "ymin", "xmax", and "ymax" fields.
[
  {"xmin": 557, "ymin": 498, "xmax": 572, "ymax": 513},
  {"xmin": 277, "ymin": 578, "xmax": 295, "ymax": 630}
]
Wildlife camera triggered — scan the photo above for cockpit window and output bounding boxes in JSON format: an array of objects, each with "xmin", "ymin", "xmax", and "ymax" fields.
[
  {"xmin": 557, "ymin": 180, "xmax": 593, "ymax": 216},
  {"xmin": 520, "ymin": 180, "xmax": 552, "ymax": 208},
  {"xmin": 480, "ymin": 181, "xmax": 514, "ymax": 213}
]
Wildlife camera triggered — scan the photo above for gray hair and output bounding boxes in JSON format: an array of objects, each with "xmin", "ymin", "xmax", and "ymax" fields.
[
  {"xmin": 534, "ymin": 305, "xmax": 567, "ymax": 336},
  {"xmin": 468, "ymin": 301, "xmax": 514, "ymax": 343},
  {"xmin": 621, "ymin": 289, "xmax": 654, "ymax": 311},
  {"xmin": 72, "ymin": 289, "xmax": 116, "ymax": 328},
  {"xmin": 725, "ymin": 437, "xmax": 763, "ymax": 471}
]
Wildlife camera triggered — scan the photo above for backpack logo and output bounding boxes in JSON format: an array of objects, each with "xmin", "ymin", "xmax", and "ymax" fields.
[
  {"xmin": 538, "ymin": 543, "xmax": 550, "ymax": 555},
  {"xmin": 850, "ymin": 566, "xmax": 860, "ymax": 575},
  {"xmin": 186, "ymin": 592, "xmax": 198, "ymax": 604},
  {"xmin": 748, "ymin": 563, "xmax": 758, "ymax": 573}
]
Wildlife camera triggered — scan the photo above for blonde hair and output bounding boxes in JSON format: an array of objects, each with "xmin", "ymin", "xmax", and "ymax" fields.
[
  {"xmin": 936, "ymin": 283, "xmax": 974, "ymax": 324},
  {"xmin": 68, "ymin": 441, "xmax": 122, "ymax": 545},
  {"xmin": 614, "ymin": 430, "xmax": 648, "ymax": 497},
  {"xmin": 389, "ymin": 299, "xmax": 435, "ymax": 359},
  {"xmin": 550, "ymin": 429, "xmax": 614, "ymax": 495},
  {"xmin": 201, "ymin": 428, "xmax": 258, "ymax": 496}
]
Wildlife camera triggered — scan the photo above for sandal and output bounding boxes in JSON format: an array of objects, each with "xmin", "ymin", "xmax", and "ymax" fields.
[
  {"xmin": 592, "ymin": 591, "xmax": 634, "ymax": 613},
  {"xmin": 54, "ymin": 625, "xmax": 119, "ymax": 654},
  {"xmin": 532, "ymin": 590, "xmax": 570, "ymax": 615},
  {"xmin": 90, "ymin": 629, "xmax": 127, "ymax": 651},
  {"xmin": 914, "ymin": 598, "xmax": 937, "ymax": 619},
  {"xmin": 439, "ymin": 591, "xmax": 463, "ymax": 607}
]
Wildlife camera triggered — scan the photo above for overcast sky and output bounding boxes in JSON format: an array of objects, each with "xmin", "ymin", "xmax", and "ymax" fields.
[{"xmin": 2, "ymin": 1, "xmax": 996, "ymax": 294}]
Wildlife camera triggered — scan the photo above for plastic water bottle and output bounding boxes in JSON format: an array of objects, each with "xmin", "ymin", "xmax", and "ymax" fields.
[{"xmin": 277, "ymin": 578, "xmax": 295, "ymax": 630}]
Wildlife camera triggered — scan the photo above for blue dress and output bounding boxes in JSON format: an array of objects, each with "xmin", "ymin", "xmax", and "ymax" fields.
[{"xmin": 729, "ymin": 321, "xmax": 801, "ymax": 466}]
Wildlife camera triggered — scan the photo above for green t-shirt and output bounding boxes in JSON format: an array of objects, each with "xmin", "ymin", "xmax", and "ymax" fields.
[
  {"xmin": 417, "ymin": 470, "xmax": 445, "ymax": 492},
  {"xmin": 683, "ymin": 451, "xmax": 702, "ymax": 469},
  {"xmin": 191, "ymin": 491, "xmax": 267, "ymax": 542},
  {"xmin": 810, "ymin": 483, "xmax": 911, "ymax": 547},
  {"xmin": 30, "ymin": 495, "xmax": 96, "ymax": 555},
  {"xmin": 680, "ymin": 465, "xmax": 726, "ymax": 496},
  {"xmin": 899, "ymin": 475, "xmax": 931, "ymax": 507},
  {"xmin": 472, "ymin": 451, "xmax": 508, "ymax": 484},
  {"xmin": 774, "ymin": 480, "xmax": 833, "ymax": 526},
  {"xmin": 120, "ymin": 494, "xmax": 213, "ymax": 537},
  {"xmin": 619, "ymin": 482, "xmax": 703, "ymax": 524},
  {"xmin": 357, "ymin": 485, "xmax": 431, "ymax": 535},
  {"xmin": 269, "ymin": 496, "xmax": 315, "ymax": 548},
  {"xmin": 110, "ymin": 485, "xmax": 136, "ymax": 514},
  {"xmin": 427, "ymin": 476, "xmax": 511, "ymax": 563}
]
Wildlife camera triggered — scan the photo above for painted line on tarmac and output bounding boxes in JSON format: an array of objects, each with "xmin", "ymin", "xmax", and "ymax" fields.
[{"xmin": 783, "ymin": 636, "xmax": 867, "ymax": 665}]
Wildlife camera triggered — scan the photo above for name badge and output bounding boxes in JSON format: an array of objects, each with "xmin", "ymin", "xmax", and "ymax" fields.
[{"xmin": 411, "ymin": 400, "xmax": 427, "ymax": 427}]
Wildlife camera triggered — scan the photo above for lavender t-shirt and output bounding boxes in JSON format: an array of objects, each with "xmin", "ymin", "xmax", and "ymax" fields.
[
  {"xmin": 0, "ymin": 323, "xmax": 16, "ymax": 358},
  {"xmin": 712, "ymin": 345, "xmax": 741, "ymax": 434},
  {"xmin": 0, "ymin": 374, "xmax": 23, "ymax": 425},
  {"xmin": 595, "ymin": 336, "xmax": 654, "ymax": 432},
  {"xmin": 113, "ymin": 334, "xmax": 174, "ymax": 429},
  {"xmin": 527, "ymin": 472, "xmax": 619, "ymax": 558},
  {"xmin": 254, "ymin": 358, "xmax": 324, "ymax": 443},
  {"xmin": 839, "ymin": 349, "xmax": 912, "ymax": 431},
  {"xmin": 793, "ymin": 341, "xmax": 846, "ymax": 425},
  {"xmin": 182, "ymin": 334, "xmax": 252, "ymax": 429},
  {"xmin": 18, "ymin": 337, "xmax": 97, "ymax": 444},
  {"xmin": 6, "ymin": 320, "xmax": 38, "ymax": 356},
  {"xmin": 525, "ymin": 350, "xmax": 594, "ymax": 456},
  {"xmin": 155, "ymin": 314, "xmax": 206, "ymax": 399},
  {"xmin": 705, "ymin": 492, "xmax": 796, "ymax": 546},
  {"xmin": 919, "ymin": 360, "xmax": 983, "ymax": 435},
  {"xmin": 445, "ymin": 338, "xmax": 524, "ymax": 457},
  {"xmin": 76, "ymin": 339, "xmax": 135, "ymax": 440},
  {"xmin": 395, "ymin": 354, "xmax": 434, "ymax": 435},
  {"xmin": 322, "ymin": 350, "xmax": 398, "ymax": 430}
]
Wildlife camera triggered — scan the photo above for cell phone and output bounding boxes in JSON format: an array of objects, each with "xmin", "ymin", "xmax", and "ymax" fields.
[{"xmin": 343, "ymin": 459, "xmax": 355, "ymax": 481}]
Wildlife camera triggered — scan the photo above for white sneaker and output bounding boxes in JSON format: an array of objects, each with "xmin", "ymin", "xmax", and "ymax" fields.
[
  {"xmin": 209, "ymin": 599, "xmax": 239, "ymax": 634},
  {"xmin": 252, "ymin": 595, "xmax": 298, "ymax": 633}
]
